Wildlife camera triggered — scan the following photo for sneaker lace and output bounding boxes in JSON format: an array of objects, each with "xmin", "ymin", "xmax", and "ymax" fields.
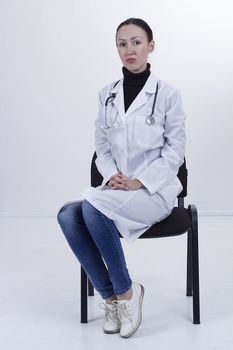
[
  {"xmin": 99, "ymin": 303, "xmax": 119, "ymax": 323},
  {"xmin": 114, "ymin": 301, "xmax": 133, "ymax": 321}
]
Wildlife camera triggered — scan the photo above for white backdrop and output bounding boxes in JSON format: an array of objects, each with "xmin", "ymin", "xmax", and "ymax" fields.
[{"xmin": 0, "ymin": 0, "xmax": 233, "ymax": 216}]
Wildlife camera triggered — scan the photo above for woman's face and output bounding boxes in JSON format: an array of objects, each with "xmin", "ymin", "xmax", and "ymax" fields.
[{"xmin": 116, "ymin": 24, "xmax": 155, "ymax": 73}]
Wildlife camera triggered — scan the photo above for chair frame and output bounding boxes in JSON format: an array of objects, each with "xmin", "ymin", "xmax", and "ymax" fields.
[{"xmin": 80, "ymin": 154, "xmax": 200, "ymax": 325}]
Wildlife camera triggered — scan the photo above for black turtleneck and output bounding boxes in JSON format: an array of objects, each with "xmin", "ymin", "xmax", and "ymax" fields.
[{"xmin": 122, "ymin": 63, "xmax": 151, "ymax": 112}]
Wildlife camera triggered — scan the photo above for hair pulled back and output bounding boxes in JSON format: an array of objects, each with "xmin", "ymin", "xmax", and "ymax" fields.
[{"xmin": 116, "ymin": 18, "xmax": 153, "ymax": 42}]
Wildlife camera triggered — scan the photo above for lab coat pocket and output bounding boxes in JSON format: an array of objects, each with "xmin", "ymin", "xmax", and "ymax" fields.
[{"xmin": 134, "ymin": 114, "xmax": 165, "ymax": 149}]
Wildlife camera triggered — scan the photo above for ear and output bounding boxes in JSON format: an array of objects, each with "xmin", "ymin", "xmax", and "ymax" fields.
[{"xmin": 149, "ymin": 40, "xmax": 155, "ymax": 53}]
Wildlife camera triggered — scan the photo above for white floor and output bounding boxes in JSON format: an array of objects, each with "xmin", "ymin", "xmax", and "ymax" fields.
[{"xmin": 0, "ymin": 216, "xmax": 233, "ymax": 350}]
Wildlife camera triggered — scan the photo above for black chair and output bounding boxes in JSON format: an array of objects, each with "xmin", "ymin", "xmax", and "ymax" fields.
[{"xmin": 80, "ymin": 152, "xmax": 200, "ymax": 324}]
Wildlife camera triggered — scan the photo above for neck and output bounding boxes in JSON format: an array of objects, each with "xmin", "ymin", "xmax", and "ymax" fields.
[
  {"xmin": 122, "ymin": 63, "xmax": 151, "ymax": 83},
  {"xmin": 128, "ymin": 62, "xmax": 148, "ymax": 74},
  {"xmin": 122, "ymin": 63, "xmax": 151, "ymax": 112}
]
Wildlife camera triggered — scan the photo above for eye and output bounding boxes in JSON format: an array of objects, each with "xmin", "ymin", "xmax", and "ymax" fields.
[
  {"xmin": 133, "ymin": 41, "xmax": 141, "ymax": 46},
  {"xmin": 119, "ymin": 42, "xmax": 126, "ymax": 48}
]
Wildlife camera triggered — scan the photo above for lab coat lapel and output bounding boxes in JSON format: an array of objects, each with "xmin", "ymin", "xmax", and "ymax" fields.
[
  {"xmin": 109, "ymin": 72, "xmax": 159, "ymax": 118},
  {"xmin": 125, "ymin": 72, "xmax": 159, "ymax": 116}
]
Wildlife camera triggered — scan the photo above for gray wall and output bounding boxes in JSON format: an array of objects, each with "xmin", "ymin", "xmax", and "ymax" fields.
[{"xmin": 1, "ymin": 0, "xmax": 233, "ymax": 216}]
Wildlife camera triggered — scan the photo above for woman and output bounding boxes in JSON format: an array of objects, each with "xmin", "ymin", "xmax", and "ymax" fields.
[{"xmin": 57, "ymin": 18, "xmax": 186, "ymax": 338}]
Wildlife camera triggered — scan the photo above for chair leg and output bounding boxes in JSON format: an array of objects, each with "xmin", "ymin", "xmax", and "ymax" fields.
[
  {"xmin": 186, "ymin": 228, "xmax": 193, "ymax": 296},
  {"xmin": 188, "ymin": 205, "xmax": 200, "ymax": 324},
  {"xmin": 88, "ymin": 279, "xmax": 94, "ymax": 296},
  {"xmin": 80, "ymin": 266, "xmax": 88, "ymax": 323}
]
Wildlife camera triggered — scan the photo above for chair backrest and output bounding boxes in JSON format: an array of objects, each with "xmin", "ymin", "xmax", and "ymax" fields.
[{"xmin": 91, "ymin": 152, "xmax": 187, "ymax": 198}]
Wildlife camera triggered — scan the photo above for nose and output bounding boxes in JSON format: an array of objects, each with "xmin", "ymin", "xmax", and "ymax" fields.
[{"xmin": 125, "ymin": 43, "xmax": 134, "ymax": 55}]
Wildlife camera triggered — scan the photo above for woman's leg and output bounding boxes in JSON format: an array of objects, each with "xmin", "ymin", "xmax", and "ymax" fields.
[
  {"xmin": 81, "ymin": 200, "xmax": 132, "ymax": 296},
  {"xmin": 57, "ymin": 201, "xmax": 115, "ymax": 299}
]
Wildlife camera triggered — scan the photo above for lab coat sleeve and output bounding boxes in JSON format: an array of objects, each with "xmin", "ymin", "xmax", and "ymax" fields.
[
  {"xmin": 94, "ymin": 91, "xmax": 119, "ymax": 187},
  {"xmin": 136, "ymin": 89, "xmax": 186, "ymax": 195}
]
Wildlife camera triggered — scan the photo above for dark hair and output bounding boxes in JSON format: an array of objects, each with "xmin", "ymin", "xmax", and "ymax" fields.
[{"xmin": 116, "ymin": 18, "xmax": 153, "ymax": 42}]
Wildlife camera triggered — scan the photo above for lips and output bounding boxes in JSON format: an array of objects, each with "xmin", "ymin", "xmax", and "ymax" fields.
[{"xmin": 126, "ymin": 58, "xmax": 136, "ymax": 64}]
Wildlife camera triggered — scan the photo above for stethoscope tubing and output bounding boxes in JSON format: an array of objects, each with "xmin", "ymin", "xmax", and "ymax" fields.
[
  {"xmin": 151, "ymin": 82, "xmax": 159, "ymax": 116},
  {"xmin": 103, "ymin": 82, "xmax": 159, "ymax": 129}
]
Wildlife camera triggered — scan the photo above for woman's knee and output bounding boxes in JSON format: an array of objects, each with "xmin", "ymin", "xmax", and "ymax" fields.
[
  {"xmin": 57, "ymin": 201, "xmax": 82, "ymax": 226},
  {"xmin": 82, "ymin": 199, "xmax": 98, "ymax": 214},
  {"xmin": 82, "ymin": 200, "xmax": 98, "ymax": 225}
]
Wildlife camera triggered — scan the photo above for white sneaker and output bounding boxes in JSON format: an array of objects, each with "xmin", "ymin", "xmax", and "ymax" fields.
[
  {"xmin": 114, "ymin": 282, "xmax": 145, "ymax": 338},
  {"xmin": 99, "ymin": 302, "xmax": 121, "ymax": 334}
]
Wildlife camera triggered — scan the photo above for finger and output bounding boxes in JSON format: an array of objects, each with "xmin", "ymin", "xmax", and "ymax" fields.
[
  {"xmin": 116, "ymin": 174, "xmax": 129, "ymax": 182},
  {"xmin": 114, "ymin": 179, "xmax": 127, "ymax": 187},
  {"xmin": 112, "ymin": 183, "xmax": 129, "ymax": 190},
  {"xmin": 109, "ymin": 173, "xmax": 119, "ymax": 180},
  {"xmin": 120, "ymin": 175, "xmax": 129, "ymax": 181},
  {"xmin": 115, "ymin": 174, "xmax": 124, "ymax": 180},
  {"xmin": 112, "ymin": 173, "xmax": 128, "ymax": 182},
  {"xmin": 114, "ymin": 176, "xmax": 125, "ymax": 183},
  {"xmin": 117, "ymin": 171, "xmax": 127, "ymax": 178},
  {"xmin": 109, "ymin": 177, "xmax": 129, "ymax": 189}
]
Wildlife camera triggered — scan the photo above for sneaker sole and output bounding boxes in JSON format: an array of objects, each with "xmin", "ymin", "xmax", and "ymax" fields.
[
  {"xmin": 103, "ymin": 328, "xmax": 120, "ymax": 334},
  {"xmin": 120, "ymin": 284, "xmax": 145, "ymax": 338}
]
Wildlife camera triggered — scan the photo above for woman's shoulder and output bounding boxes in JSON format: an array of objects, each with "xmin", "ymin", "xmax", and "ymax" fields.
[
  {"xmin": 99, "ymin": 79, "xmax": 121, "ymax": 94},
  {"xmin": 153, "ymin": 74, "xmax": 179, "ymax": 95},
  {"xmin": 151, "ymin": 73, "xmax": 181, "ymax": 101}
]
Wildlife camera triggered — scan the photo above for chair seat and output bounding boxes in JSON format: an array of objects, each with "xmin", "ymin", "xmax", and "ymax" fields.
[{"xmin": 135, "ymin": 207, "xmax": 191, "ymax": 239}]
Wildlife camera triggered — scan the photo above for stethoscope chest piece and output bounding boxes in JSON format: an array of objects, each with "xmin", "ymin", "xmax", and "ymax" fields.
[
  {"xmin": 146, "ymin": 114, "xmax": 155, "ymax": 125},
  {"xmin": 145, "ymin": 82, "xmax": 159, "ymax": 125}
]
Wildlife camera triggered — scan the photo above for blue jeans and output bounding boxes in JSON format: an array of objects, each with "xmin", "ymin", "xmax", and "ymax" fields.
[{"xmin": 57, "ymin": 199, "xmax": 132, "ymax": 299}]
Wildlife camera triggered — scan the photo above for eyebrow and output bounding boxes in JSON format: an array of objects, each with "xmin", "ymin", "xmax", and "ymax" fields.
[{"xmin": 117, "ymin": 36, "xmax": 142, "ymax": 41}]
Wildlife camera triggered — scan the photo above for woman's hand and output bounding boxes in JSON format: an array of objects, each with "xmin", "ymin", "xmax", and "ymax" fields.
[{"xmin": 108, "ymin": 172, "xmax": 143, "ymax": 190}]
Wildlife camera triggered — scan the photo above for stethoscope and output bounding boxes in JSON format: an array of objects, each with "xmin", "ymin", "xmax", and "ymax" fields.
[{"xmin": 102, "ymin": 82, "xmax": 159, "ymax": 129}]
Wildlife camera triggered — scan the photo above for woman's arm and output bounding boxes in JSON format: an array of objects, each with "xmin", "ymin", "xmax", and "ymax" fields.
[
  {"xmin": 136, "ymin": 89, "xmax": 186, "ymax": 195},
  {"xmin": 94, "ymin": 92, "xmax": 119, "ymax": 187}
]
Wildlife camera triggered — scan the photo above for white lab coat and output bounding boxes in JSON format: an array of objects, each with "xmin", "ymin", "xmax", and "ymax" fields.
[{"xmin": 64, "ymin": 72, "xmax": 186, "ymax": 243}]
